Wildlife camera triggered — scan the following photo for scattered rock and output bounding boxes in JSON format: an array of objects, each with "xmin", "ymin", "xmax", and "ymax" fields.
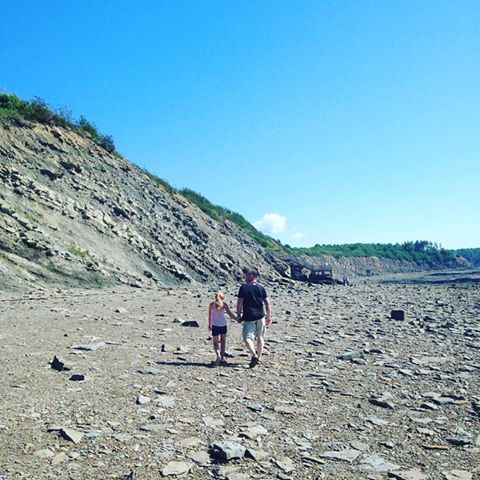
[
  {"xmin": 51, "ymin": 452, "xmax": 68, "ymax": 465},
  {"xmin": 136, "ymin": 395, "xmax": 151, "ymax": 405},
  {"xmin": 320, "ymin": 449, "xmax": 361, "ymax": 463},
  {"xmin": 443, "ymin": 471, "xmax": 473, "ymax": 480},
  {"xmin": 33, "ymin": 449, "xmax": 54, "ymax": 458},
  {"xmin": 50, "ymin": 355, "xmax": 72, "ymax": 371},
  {"xmin": 389, "ymin": 468, "xmax": 428, "ymax": 480},
  {"xmin": 361, "ymin": 454, "xmax": 400, "ymax": 472},
  {"xmin": 274, "ymin": 456, "xmax": 295, "ymax": 473},
  {"xmin": 161, "ymin": 461, "xmax": 192, "ymax": 476},
  {"xmin": 210, "ymin": 442, "xmax": 246, "ymax": 462},
  {"xmin": 391, "ymin": 310, "xmax": 405, "ymax": 321},
  {"xmin": 60, "ymin": 427, "xmax": 84, "ymax": 444},
  {"xmin": 70, "ymin": 342, "xmax": 105, "ymax": 351}
]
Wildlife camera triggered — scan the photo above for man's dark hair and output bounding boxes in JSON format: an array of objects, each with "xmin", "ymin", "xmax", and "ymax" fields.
[{"xmin": 244, "ymin": 268, "xmax": 259, "ymax": 278}]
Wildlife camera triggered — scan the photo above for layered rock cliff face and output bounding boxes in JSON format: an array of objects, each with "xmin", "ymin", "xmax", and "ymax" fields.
[{"xmin": 0, "ymin": 120, "xmax": 278, "ymax": 290}]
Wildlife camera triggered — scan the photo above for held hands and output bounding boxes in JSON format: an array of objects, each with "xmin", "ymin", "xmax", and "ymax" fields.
[{"xmin": 265, "ymin": 314, "xmax": 272, "ymax": 326}]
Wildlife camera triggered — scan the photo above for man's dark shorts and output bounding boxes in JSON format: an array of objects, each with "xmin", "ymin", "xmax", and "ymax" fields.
[{"xmin": 212, "ymin": 325, "xmax": 227, "ymax": 336}]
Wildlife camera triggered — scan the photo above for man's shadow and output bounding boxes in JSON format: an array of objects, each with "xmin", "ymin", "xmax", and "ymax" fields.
[{"xmin": 154, "ymin": 360, "xmax": 242, "ymax": 369}]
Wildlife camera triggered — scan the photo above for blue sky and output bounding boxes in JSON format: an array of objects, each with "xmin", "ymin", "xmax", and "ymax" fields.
[{"xmin": 1, "ymin": 1, "xmax": 478, "ymax": 248}]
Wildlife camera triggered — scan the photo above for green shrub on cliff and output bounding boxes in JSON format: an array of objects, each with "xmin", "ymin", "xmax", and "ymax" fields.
[
  {"xmin": 0, "ymin": 93, "xmax": 117, "ymax": 154},
  {"xmin": 180, "ymin": 189, "xmax": 283, "ymax": 252}
]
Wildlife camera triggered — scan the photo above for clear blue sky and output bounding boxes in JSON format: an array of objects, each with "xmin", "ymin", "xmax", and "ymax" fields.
[{"xmin": 1, "ymin": 1, "xmax": 478, "ymax": 248}]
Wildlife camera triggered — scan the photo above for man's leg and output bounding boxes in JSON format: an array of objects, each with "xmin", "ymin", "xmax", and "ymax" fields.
[
  {"xmin": 243, "ymin": 322, "xmax": 257, "ymax": 357},
  {"xmin": 245, "ymin": 338, "xmax": 256, "ymax": 356},
  {"xmin": 256, "ymin": 318, "xmax": 266, "ymax": 361}
]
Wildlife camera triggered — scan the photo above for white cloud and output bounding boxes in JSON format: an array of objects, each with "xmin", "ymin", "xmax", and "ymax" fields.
[{"xmin": 254, "ymin": 213, "xmax": 287, "ymax": 235}]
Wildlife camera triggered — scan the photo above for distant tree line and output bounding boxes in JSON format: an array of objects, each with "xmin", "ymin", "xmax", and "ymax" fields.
[
  {"xmin": 289, "ymin": 241, "xmax": 460, "ymax": 267},
  {"xmin": 0, "ymin": 93, "xmax": 116, "ymax": 154}
]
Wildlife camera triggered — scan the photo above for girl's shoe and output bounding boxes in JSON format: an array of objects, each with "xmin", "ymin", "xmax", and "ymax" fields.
[
  {"xmin": 219, "ymin": 359, "xmax": 227, "ymax": 366},
  {"xmin": 211, "ymin": 358, "xmax": 220, "ymax": 367}
]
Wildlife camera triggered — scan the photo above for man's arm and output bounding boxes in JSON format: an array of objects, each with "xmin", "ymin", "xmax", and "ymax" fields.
[
  {"xmin": 236, "ymin": 297, "xmax": 243, "ymax": 320},
  {"xmin": 264, "ymin": 297, "xmax": 272, "ymax": 325}
]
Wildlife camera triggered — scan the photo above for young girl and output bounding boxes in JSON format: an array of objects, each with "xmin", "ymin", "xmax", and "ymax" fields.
[{"xmin": 208, "ymin": 292, "xmax": 236, "ymax": 366}]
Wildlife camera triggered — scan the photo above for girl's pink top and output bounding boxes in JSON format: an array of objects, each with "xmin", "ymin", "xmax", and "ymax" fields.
[{"xmin": 211, "ymin": 306, "xmax": 227, "ymax": 327}]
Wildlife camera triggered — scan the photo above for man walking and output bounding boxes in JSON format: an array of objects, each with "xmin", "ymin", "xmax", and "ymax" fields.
[{"xmin": 236, "ymin": 269, "xmax": 272, "ymax": 368}]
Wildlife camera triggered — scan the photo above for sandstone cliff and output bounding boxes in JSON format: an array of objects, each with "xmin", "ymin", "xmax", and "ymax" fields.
[{"xmin": 0, "ymin": 120, "xmax": 278, "ymax": 290}]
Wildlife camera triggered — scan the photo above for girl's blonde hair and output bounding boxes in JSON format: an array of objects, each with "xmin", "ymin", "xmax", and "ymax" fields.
[{"xmin": 214, "ymin": 291, "xmax": 225, "ymax": 310}]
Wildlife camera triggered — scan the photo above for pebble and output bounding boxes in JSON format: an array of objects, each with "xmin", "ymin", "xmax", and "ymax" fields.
[{"xmin": 136, "ymin": 395, "xmax": 151, "ymax": 405}]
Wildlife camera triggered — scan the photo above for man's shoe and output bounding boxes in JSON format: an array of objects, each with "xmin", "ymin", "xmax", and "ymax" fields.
[
  {"xmin": 219, "ymin": 359, "xmax": 227, "ymax": 366},
  {"xmin": 249, "ymin": 355, "xmax": 259, "ymax": 368}
]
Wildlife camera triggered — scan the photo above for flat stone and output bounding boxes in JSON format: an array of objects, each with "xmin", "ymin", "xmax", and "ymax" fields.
[
  {"xmin": 155, "ymin": 396, "xmax": 175, "ymax": 407},
  {"xmin": 274, "ymin": 405, "xmax": 295, "ymax": 415},
  {"xmin": 179, "ymin": 436, "xmax": 202, "ymax": 448},
  {"xmin": 339, "ymin": 350, "xmax": 365, "ymax": 361},
  {"xmin": 51, "ymin": 452, "xmax": 68, "ymax": 465},
  {"xmin": 443, "ymin": 471, "xmax": 473, "ymax": 480},
  {"xmin": 161, "ymin": 461, "xmax": 193, "ymax": 476},
  {"xmin": 189, "ymin": 450, "xmax": 210, "ymax": 465},
  {"xmin": 275, "ymin": 456, "xmax": 295, "ymax": 473},
  {"xmin": 301, "ymin": 454, "xmax": 325, "ymax": 465},
  {"xmin": 246, "ymin": 448, "xmax": 269, "ymax": 462},
  {"xmin": 70, "ymin": 342, "xmax": 105, "ymax": 351},
  {"xmin": 239, "ymin": 424, "xmax": 268, "ymax": 439},
  {"xmin": 140, "ymin": 424, "xmax": 163, "ymax": 432},
  {"xmin": 69, "ymin": 373, "xmax": 86, "ymax": 382},
  {"xmin": 138, "ymin": 367, "xmax": 160, "ymax": 375},
  {"xmin": 136, "ymin": 395, "xmax": 151, "ymax": 405},
  {"xmin": 227, "ymin": 473, "xmax": 249, "ymax": 480},
  {"xmin": 389, "ymin": 468, "xmax": 428, "ymax": 480},
  {"xmin": 33, "ymin": 449, "xmax": 54, "ymax": 458},
  {"xmin": 60, "ymin": 427, "xmax": 84, "ymax": 444},
  {"xmin": 366, "ymin": 416, "xmax": 390, "ymax": 426},
  {"xmin": 361, "ymin": 454, "xmax": 400, "ymax": 472},
  {"xmin": 320, "ymin": 449, "xmax": 361, "ymax": 463},
  {"xmin": 203, "ymin": 416, "xmax": 224, "ymax": 428},
  {"xmin": 211, "ymin": 441, "xmax": 246, "ymax": 461}
]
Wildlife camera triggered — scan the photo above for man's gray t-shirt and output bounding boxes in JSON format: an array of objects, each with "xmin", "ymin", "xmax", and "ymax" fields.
[{"xmin": 238, "ymin": 282, "xmax": 267, "ymax": 321}]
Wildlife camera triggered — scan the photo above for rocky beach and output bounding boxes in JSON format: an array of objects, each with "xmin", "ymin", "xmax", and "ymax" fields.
[{"xmin": 1, "ymin": 280, "xmax": 478, "ymax": 479}]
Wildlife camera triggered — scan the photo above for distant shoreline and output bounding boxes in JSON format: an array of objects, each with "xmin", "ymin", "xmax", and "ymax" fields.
[{"xmin": 369, "ymin": 269, "xmax": 480, "ymax": 285}]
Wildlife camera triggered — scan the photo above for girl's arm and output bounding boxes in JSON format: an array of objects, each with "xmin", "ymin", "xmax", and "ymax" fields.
[
  {"xmin": 208, "ymin": 303, "xmax": 213, "ymax": 330},
  {"xmin": 224, "ymin": 304, "xmax": 236, "ymax": 320}
]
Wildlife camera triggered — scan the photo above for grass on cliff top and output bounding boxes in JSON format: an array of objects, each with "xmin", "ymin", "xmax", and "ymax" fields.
[
  {"xmin": 180, "ymin": 189, "xmax": 284, "ymax": 252},
  {"xmin": 290, "ymin": 241, "xmax": 460, "ymax": 266},
  {"xmin": 0, "ymin": 93, "xmax": 117, "ymax": 155},
  {"xmin": 139, "ymin": 170, "xmax": 282, "ymax": 251}
]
